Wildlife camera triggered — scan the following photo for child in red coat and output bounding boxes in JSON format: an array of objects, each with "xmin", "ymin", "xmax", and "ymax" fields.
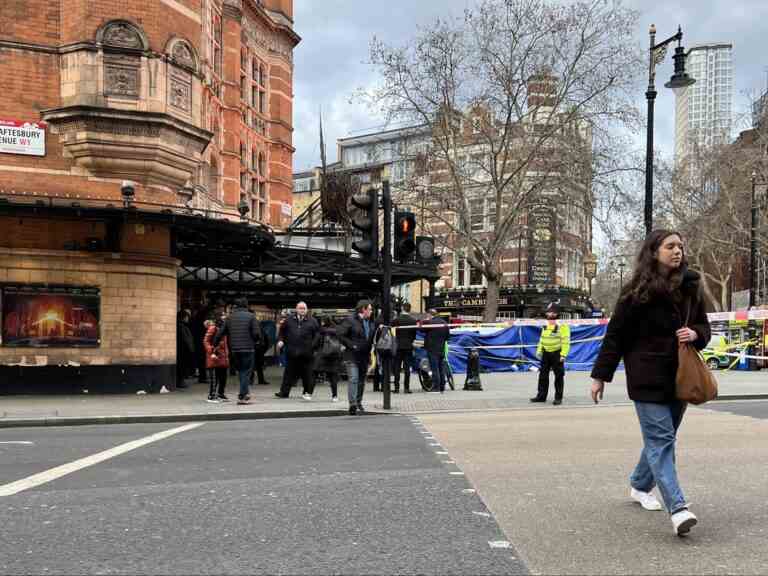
[{"xmin": 203, "ymin": 319, "xmax": 230, "ymax": 402}]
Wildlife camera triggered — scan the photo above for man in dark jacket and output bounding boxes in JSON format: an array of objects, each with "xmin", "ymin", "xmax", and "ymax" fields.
[
  {"xmin": 337, "ymin": 299, "xmax": 374, "ymax": 415},
  {"xmin": 275, "ymin": 301, "xmax": 320, "ymax": 400},
  {"xmin": 176, "ymin": 310, "xmax": 195, "ymax": 389},
  {"xmin": 422, "ymin": 309, "xmax": 450, "ymax": 393},
  {"xmin": 392, "ymin": 302, "xmax": 417, "ymax": 393},
  {"xmin": 214, "ymin": 297, "xmax": 263, "ymax": 404}
]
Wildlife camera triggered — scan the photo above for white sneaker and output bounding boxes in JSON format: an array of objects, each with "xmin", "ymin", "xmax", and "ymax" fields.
[
  {"xmin": 302, "ymin": 393, "xmax": 312, "ymax": 401},
  {"xmin": 671, "ymin": 509, "xmax": 697, "ymax": 536},
  {"xmin": 630, "ymin": 487, "xmax": 663, "ymax": 511},
  {"xmin": 331, "ymin": 396, "xmax": 339, "ymax": 403}
]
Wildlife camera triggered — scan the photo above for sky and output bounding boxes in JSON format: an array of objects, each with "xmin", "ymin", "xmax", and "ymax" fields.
[{"xmin": 291, "ymin": 0, "xmax": 768, "ymax": 173}]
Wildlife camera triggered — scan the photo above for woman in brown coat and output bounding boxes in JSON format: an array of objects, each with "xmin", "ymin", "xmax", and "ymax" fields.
[
  {"xmin": 204, "ymin": 318, "xmax": 230, "ymax": 403},
  {"xmin": 591, "ymin": 230, "xmax": 710, "ymax": 537}
]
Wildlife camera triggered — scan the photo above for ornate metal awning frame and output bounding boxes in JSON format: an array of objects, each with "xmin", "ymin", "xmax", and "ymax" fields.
[{"xmin": 0, "ymin": 193, "xmax": 439, "ymax": 308}]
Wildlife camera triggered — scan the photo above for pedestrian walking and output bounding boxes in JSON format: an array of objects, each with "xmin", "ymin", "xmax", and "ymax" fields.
[
  {"xmin": 275, "ymin": 302, "xmax": 320, "ymax": 400},
  {"xmin": 176, "ymin": 310, "xmax": 195, "ymax": 389},
  {"xmin": 392, "ymin": 302, "xmax": 417, "ymax": 394},
  {"xmin": 590, "ymin": 230, "xmax": 711, "ymax": 537},
  {"xmin": 203, "ymin": 317, "xmax": 230, "ymax": 402},
  {"xmin": 191, "ymin": 305, "xmax": 211, "ymax": 384},
  {"xmin": 214, "ymin": 297, "xmax": 263, "ymax": 405},
  {"xmin": 314, "ymin": 317, "xmax": 342, "ymax": 402},
  {"xmin": 531, "ymin": 302, "xmax": 570, "ymax": 405},
  {"xmin": 422, "ymin": 309, "xmax": 450, "ymax": 393},
  {"xmin": 337, "ymin": 299, "xmax": 375, "ymax": 415},
  {"xmin": 252, "ymin": 319, "xmax": 271, "ymax": 386}
]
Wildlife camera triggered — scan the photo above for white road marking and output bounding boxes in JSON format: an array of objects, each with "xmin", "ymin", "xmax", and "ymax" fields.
[
  {"xmin": 473, "ymin": 511, "xmax": 491, "ymax": 517},
  {"xmin": 449, "ymin": 471, "xmax": 465, "ymax": 476},
  {"xmin": 0, "ymin": 441, "xmax": 35, "ymax": 445},
  {"xmin": 442, "ymin": 460, "xmax": 455, "ymax": 464},
  {"xmin": 429, "ymin": 443, "xmax": 442, "ymax": 447},
  {"xmin": 0, "ymin": 422, "xmax": 204, "ymax": 497},
  {"xmin": 435, "ymin": 451, "xmax": 449, "ymax": 455},
  {"xmin": 488, "ymin": 541, "xmax": 511, "ymax": 548},
  {"xmin": 462, "ymin": 488, "xmax": 476, "ymax": 494}
]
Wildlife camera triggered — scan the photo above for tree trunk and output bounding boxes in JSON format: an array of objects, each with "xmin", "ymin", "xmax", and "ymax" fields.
[
  {"xmin": 700, "ymin": 275, "xmax": 721, "ymax": 312},
  {"xmin": 484, "ymin": 278, "xmax": 500, "ymax": 322}
]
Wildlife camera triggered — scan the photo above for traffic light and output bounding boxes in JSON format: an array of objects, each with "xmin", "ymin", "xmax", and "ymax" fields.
[
  {"xmin": 394, "ymin": 211, "xmax": 416, "ymax": 262},
  {"xmin": 351, "ymin": 189, "xmax": 379, "ymax": 263}
]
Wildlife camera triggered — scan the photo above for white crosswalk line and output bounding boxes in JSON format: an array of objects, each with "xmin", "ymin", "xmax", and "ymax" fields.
[{"xmin": 0, "ymin": 422, "xmax": 204, "ymax": 497}]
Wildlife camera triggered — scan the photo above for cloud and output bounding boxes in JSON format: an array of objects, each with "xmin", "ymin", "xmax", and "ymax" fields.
[{"xmin": 291, "ymin": 0, "xmax": 768, "ymax": 171}]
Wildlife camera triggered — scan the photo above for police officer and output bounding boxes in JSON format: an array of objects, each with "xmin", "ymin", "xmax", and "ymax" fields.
[{"xmin": 531, "ymin": 302, "xmax": 570, "ymax": 405}]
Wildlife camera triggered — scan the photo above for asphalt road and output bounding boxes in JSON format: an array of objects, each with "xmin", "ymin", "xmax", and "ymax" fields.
[
  {"xmin": 703, "ymin": 398, "xmax": 768, "ymax": 420},
  {"xmin": 419, "ymin": 400, "xmax": 768, "ymax": 576},
  {"xmin": 0, "ymin": 416, "xmax": 526, "ymax": 575}
]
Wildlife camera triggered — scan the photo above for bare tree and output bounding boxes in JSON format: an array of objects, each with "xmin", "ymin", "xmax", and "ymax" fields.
[
  {"xmin": 364, "ymin": 0, "xmax": 643, "ymax": 320},
  {"xmin": 658, "ymin": 113, "xmax": 768, "ymax": 311}
]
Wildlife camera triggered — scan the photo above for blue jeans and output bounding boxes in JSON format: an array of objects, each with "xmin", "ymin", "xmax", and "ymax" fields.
[
  {"xmin": 233, "ymin": 351, "xmax": 255, "ymax": 399},
  {"xmin": 631, "ymin": 400, "xmax": 688, "ymax": 514},
  {"xmin": 344, "ymin": 358, "xmax": 368, "ymax": 407},
  {"xmin": 427, "ymin": 352, "xmax": 446, "ymax": 392}
]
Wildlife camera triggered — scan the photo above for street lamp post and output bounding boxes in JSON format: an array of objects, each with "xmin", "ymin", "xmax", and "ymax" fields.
[
  {"xmin": 645, "ymin": 25, "xmax": 695, "ymax": 236},
  {"xmin": 583, "ymin": 253, "xmax": 598, "ymax": 297},
  {"xmin": 750, "ymin": 171, "xmax": 758, "ymax": 308},
  {"xmin": 618, "ymin": 261, "xmax": 626, "ymax": 290}
]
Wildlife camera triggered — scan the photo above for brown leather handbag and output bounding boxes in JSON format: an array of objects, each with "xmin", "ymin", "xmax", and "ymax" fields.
[{"xmin": 676, "ymin": 302, "xmax": 718, "ymax": 405}]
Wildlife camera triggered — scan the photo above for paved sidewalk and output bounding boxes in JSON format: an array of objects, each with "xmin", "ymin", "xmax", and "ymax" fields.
[{"xmin": 0, "ymin": 366, "xmax": 765, "ymax": 427}]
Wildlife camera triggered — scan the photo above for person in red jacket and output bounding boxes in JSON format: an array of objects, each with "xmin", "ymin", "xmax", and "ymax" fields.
[{"xmin": 204, "ymin": 318, "xmax": 230, "ymax": 403}]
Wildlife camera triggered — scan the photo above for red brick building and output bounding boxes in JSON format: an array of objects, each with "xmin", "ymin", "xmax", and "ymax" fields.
[{"xmin": 0, "ymin": 0, "xmax": 298, "ymax": 393}]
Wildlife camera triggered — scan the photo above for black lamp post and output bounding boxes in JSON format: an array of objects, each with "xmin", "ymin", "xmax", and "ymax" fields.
[
  {"xmin": 583, "ymin": 253, "xmax": 597, "ymax": 297},
  {"xmin": 618, "ymin": 261, "xmax": 626, "ymax": 289},
  {"xmin": 750, "ymin": 171, "xmax": 759, "ymax": 308},
  {"xmin": 645, "ymin": 25, "xmax": 695, "ymax": 236}
]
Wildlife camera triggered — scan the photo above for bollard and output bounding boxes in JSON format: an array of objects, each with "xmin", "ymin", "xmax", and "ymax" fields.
[{"xmin": 464, "ymin": 348, "xmax": 483, "ymax": 391}]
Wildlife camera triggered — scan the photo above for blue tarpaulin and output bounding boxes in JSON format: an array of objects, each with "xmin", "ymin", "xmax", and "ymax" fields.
[{"xmin": 415, "ymin": 324, "xmax": 610, "ymax": 374}]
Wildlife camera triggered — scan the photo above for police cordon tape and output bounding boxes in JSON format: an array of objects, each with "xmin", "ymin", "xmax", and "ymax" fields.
[{"xmin": 390, "ymin": 308, "xmax": 768, "ymax": 330}]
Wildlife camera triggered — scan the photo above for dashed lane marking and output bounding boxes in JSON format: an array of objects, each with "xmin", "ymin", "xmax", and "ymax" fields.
[
  {"xmin": 0, "ymin": 422, "xmax": 205, "ymax": 497},
  {"xmin": 488, "ymin": 541, "xmax": 511, "ymax": 549},
  {"xmin": 0, "ymin": 441, "xmax": 35, "ymax": 445}
]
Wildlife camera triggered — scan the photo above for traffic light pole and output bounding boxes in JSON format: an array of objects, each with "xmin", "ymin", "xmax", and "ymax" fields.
[{"xmin": 382, "ymin": 180, "xmax": 392, "ymax": 411}]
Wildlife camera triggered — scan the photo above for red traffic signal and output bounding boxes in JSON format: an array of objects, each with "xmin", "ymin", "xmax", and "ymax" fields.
[{"xmin": 394, "ymin": 211, "xmax": 416, "ymax": 262}]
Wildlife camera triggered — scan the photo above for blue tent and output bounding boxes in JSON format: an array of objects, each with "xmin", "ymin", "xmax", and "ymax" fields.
[{"xmin": 415, "ymin": 323, "xmax": 611, "ymax": 374}]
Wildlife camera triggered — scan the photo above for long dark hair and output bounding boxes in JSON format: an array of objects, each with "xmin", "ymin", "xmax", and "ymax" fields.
[{"xmin": 619, "ymin": 229, "xmax": 686, "ymax": 305}]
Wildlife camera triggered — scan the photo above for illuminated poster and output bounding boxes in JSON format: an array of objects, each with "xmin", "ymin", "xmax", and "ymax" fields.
[{"xmin": 1, "ymin": 285, "xmax": 100, "ymax": 347}]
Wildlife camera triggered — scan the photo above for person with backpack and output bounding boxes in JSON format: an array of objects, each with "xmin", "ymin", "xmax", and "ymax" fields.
[
  {"xmin": 314, "ymin": 317, "xmax": 342, "ymax": 402},
  {"xmin": 214, "ymin": 297, "xmax": 263, "ymax": 405},
  {"xmin": 531, "ymin": 302, "xmax": 570, "ymax": 405},
  {"xmin": 392, "ymin": 302, "xmax": 417, "ymax": 394},
  {"xmin": 337, "ymin": 299, "xmax": 375, "ymax": 415}
]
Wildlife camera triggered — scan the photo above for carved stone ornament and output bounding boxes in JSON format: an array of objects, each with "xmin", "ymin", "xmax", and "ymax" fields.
[
  {"xmin": 102, "ymin": 22, "xmax": 143, "ymax": 49},
  {"xmin": 171, "ymin": 41, "xmax": 195, "ymax": 70},
  {"xmin": 105, "ymin": 65, "xmax": 140, "ymax": 98},
  {"xmin": 169, "ymin": 70, "xmax": 192, "ymax": 113}
]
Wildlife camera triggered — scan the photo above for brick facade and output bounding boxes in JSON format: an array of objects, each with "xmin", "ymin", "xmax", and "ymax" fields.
[{"xmin": 0, "ymin": 0, "xmax": 298, "ymax": 392}]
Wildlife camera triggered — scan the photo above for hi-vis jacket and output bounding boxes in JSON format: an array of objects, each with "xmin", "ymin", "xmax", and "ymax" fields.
[{"xmin": 536, "ymin": 322, "xmax": 571, "ymax": 358}]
